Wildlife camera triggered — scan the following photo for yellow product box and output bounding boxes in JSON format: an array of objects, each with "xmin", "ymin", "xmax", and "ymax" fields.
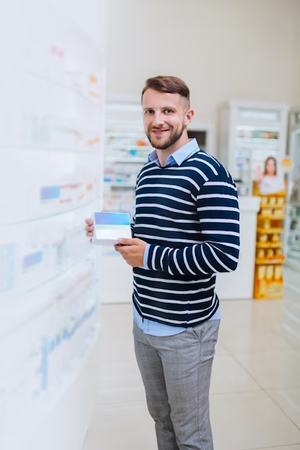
[
  {"xmin": 254, "ymin": 265, "xmax": 267, "ymax": 298},
  {"xmin": 266, "ymin": 265, "xmax": 274, "ymax": 281},
  {"xmin": 273, "ymin": 209, "xmax": 284, "ymax": 218},
  {"xmin": 261, "ymin": 208, "xmax": 272, "ymax": 216},
  {"xmin": 271, "ymin": 233, "xmax": 280, "ymax": 243},
  {"xmin": 263, "ymin": 219, "xmax": 271, "ymax": 229},
  {"xmin": 257, "ymin": 265, "xmax": 266, "ymax": 279},
  {"xmin": 259, "ymin": 234, "xmax": 268, "ymax": 243},
  {"xmin": 266, "ymin": 249, "xmax": 274, "ymax": 258},
  {"xmin": 261, "ymin": 197, "xmax": 268, "ymax": 207},
  {"xmin": 257, "ymin": 249, "xmax": 265, "ymax": 259},
  {"xmin": 266, "ymin": 282, "xmax": 284, "ymax": 299},
  {"xmin": 277, "ymin": 197, "xmax": 285, "ymax": 206},
  {"xmin": 257, "ymin": 280, "xmax": 267, "ymax": 298},
  {"xmin": 269, "ymin": 197, "xmax": 277, "ymax": 206},
  {"xmin": 274, "ymin": 265, "xmax": 283, "ymax": 282}
]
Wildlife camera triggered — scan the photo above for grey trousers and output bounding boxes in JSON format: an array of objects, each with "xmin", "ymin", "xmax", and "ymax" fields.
[{"xmin": 133, "ymin": 319, "xmax": 220, "ymax": 450}]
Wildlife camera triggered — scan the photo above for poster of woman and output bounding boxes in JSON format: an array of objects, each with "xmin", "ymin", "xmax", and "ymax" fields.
[{"xmin": 254, "ymin": 156, "xmax": 285, "ymax": 195}]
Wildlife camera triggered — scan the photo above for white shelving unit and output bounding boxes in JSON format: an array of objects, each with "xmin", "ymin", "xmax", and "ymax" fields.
[
  {"xmin": 220, "ymin": 100, "xmax": 289, "ymax": 196},
  {"xmin": 103, "ymin": 115, "xmax": 149, "ymax": 216},
  {"xmin": 0, "ymin": 1, "xmax": 106, "ymax": 449},
  {"xmin": 285, "ymin": 109, "xmax": 300, "ymax": 271},
  {"xmin": 100, "ymin": 103, "xmax": 147, "ymax": 304}
]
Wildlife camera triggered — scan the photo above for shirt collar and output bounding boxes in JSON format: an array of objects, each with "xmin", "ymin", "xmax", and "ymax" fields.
[{"xmin": 148, "ymin": 138, "xmax": 200, "ymax": 167}]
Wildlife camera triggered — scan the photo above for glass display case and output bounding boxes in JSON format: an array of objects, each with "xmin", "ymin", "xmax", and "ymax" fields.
[{"xmin": 285, "ymin": 110, "xmax": 300, "ymax": 270}]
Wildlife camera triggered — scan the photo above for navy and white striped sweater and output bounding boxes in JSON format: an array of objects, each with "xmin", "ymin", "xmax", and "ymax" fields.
[{"xmin": 131, "ymin": 149, "xmax": 240, "ymax": 327}]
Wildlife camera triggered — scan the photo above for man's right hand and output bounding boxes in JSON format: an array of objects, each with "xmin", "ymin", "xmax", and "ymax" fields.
[{"xmin": 85, "ymin": 218, "xmax": 94, "ymax": 242}]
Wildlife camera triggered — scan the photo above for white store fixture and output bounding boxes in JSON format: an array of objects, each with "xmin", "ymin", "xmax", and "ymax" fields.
[
  {"xmin": 285, "ymin": 109, "xmax": 300, "ymax": 271},
  {"xmin": 216, "ymin": 196, "xmax": 261, "ymax": 299},
  {"xmin": 220, "ymin": 100, "xmax": 289, "ymax": 196},
  {"xmin": 0, "ymin": 1, "xmax": 106, "ymax": 449}
]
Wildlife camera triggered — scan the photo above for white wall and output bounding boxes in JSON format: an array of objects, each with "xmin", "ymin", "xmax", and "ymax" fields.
[{"xmin": 106, "ymin": 0, "xmax": 300, "ymax": 147}]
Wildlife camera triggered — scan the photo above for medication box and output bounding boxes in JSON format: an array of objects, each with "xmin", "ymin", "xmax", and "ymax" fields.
[{"xmin": 91, "ymin": 212, "xmax": 131, "ymax": 245}]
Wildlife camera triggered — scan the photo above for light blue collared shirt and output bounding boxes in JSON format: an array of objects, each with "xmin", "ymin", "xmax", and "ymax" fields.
[{"xmin": 134, "ymin": 139, "xmax": 220, "ymax": 336}]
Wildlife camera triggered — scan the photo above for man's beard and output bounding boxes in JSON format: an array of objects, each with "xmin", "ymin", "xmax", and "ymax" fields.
[{"xmin": 147, "ymin": 124, "xmax": 184, "ymax": 150}]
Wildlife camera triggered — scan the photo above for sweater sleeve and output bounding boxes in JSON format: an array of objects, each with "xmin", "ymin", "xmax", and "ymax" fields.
[
  {"xmin": 146, "ymin": 178, "xmax": 240, "ymax": 276},
  {"xmin": 131, "ymin": 213, "xmax": 136, "ymax": 237}
]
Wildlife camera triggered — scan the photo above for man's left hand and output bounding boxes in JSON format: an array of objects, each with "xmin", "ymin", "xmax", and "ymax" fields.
[{"xmin": 114, "ymin": 238, "xmax": 147, "ymax": 267}]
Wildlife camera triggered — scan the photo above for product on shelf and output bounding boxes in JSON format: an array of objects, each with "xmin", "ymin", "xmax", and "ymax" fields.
[
  {"xmin": 266, "ymin": 249, "xmax": 274, "ymax": 259},
  {"xmin": 263, "ymin": 219, "xmax": 271, "ymax": 229},
  {"xmin": 259, "ymin": 234, "xmax": 268, "ymax": 243},
  {"xmin": 254, "ymin": 265, "xmax": 267, "ymax": 298},
  {"xmin": 274, "ymin": 265, "xmax": 283, "ymax": 281},
  {"xmin": 266, "ymin": 265, "xmax": 274, "ymax": 281},
  {"xmin": 272, "ymin": 233, "xmax": 280, "ymax": 243},
  {"xmin": 261, "ymin": 197, "xmax": 268, "ymax": 207},
  {"xmin": 277, "ymin": 197, "xmax": 285, "ymax": 206},
  {"xmin": 261, "ymin": 208, "xmax": 272, "ymax": 216},
  {"xmin": 257, "ymin": 249, "xmax": 265, "ymax": 259}
]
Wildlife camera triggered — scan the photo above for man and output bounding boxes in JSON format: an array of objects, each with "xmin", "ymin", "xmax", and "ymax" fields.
[{"xmin": 85, "ymin": 76, "xmax": 240, "ymax": 450}]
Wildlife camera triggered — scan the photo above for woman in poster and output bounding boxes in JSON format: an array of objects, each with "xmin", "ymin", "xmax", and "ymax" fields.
[{"xmin": 255, "ymin": 156, "xmax": 285, "ymax": 194}]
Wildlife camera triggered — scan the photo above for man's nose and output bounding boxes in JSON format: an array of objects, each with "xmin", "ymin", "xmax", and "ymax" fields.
[{"xmin": 153, "ymin": 112, "xmax": 164, "ymax": 127}]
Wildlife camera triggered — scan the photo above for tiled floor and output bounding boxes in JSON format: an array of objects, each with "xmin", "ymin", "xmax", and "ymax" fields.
[{"xmin": 87, "ymin": 266, "xmax": 300, "ymax": 450}]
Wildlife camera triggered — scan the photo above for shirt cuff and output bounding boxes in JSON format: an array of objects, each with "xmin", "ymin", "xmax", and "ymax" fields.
[{"xmin": 143, "ymin": 244, "xmax": 150, "ymax": 269}]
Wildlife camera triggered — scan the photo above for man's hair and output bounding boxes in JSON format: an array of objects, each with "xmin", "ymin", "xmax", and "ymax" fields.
[{"xmin": 141, "ymin": 76, "xmax": 190, "ymax": 107}]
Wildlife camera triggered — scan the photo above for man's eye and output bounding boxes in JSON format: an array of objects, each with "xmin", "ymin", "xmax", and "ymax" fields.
[
  {"xmin": 165, "ymin": 109, "xmax": 173, "ymax": 114},
  {"xmin": 145, "ymin": 110, "xmax": 153, "ymax": 115}
]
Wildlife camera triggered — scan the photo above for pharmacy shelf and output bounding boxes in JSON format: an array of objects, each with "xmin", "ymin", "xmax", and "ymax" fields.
[
  {"xmin": 0, "ymin": 145, "xmax": 98, "ymax": 154},
  {"xmin": 22, "ymin": 70, "xmax": 101, "ymax": 104},
  {"xmin": 104, "ymin": 182, "xmax": 136, "ymax": 188},
  {"xmin": 288, "ymin": 201, "xmax": 300, "ymax": 208},
  {"xmin": 105, "ymin": 144, "xmax": 151, "ymax": 150},
  {"xmin": 258, "ymin": 215, "xmax": 286, "ymax": 219},
  {"xmin": 255, "ymin": 258, "xmax": 285, "ymax": 265},
  {"xmin": 256, "ymin": 242, "xmax": 285, "ymax": 249},
  {"xmin": 105, "ymin": 157, "xmax": 146, "ymax": 164},
  {"xmin": 257, "ymin": 228, "xmax": 285, "ymax": 234},
  {"xmin": 236, "ymin": 138, "xmax": 279, "ymax": 146},
  {"xmin": 259, "ymin": 205, "xmax": 285, "ymax": 209}
]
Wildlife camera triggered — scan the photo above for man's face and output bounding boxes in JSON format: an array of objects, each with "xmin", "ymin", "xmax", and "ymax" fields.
[{"xmin": 142, "ymin": 89, "xmax": 190, "ymax": 150}]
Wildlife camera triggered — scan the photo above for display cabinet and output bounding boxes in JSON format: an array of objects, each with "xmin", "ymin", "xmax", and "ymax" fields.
[
  {"xmin": 220, "ymin": 101, "xmax": 289, "ymax": 196},
  {"xmin": 285, "ymin": 109, "xmax": 300, "ymax": 270}
]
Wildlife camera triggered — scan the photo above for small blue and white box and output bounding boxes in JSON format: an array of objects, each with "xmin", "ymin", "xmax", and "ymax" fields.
[{"xmin": 91, "ymin": 212, "xmax": 132, "ymax": 245}]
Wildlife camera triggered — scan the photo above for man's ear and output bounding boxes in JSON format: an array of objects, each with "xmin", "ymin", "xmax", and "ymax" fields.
[{"xmin": 185, "ymin": 109, "xmax": 194, "ymax": 126}]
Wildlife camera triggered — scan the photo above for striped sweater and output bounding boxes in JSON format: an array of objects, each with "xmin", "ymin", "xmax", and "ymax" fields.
[{"xmin": 131, "ymin": 149, "xmax": 240, "ymax": 327}]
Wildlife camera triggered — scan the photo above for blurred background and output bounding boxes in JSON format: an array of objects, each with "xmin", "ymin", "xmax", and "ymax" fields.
[{"xmin": 1, "ymin": 1, "xmax": 300, "ymax": 450}]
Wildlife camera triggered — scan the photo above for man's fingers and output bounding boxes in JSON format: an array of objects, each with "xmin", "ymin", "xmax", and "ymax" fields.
[
  {"xmin": 85, "ymin": 218, "xmax": 93, "ymax": 225},
  {"xmin": 114, "ymin": 244, "xmax": 127, "ymax": 253},
  {"xmin": 117, "ymin": 238, "xmax": 139, "ymax": 246}
]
